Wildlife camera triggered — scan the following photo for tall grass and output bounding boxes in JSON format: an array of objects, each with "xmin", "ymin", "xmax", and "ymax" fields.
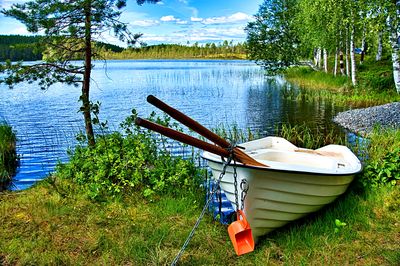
[
  {"xmin": 276, "ymin": 123, "xmax": 346, "ymax": 149},
  {"xmin": 0, "ymin": 122, "xmax": 18, "ymax": 190},
  {"xmin": 284, "ymin": 60, "xmax": 400, "ymax": 108}
]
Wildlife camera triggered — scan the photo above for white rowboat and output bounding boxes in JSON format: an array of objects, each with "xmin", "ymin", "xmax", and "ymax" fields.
[{"xmin": 202, "ymin": 136, "xmax": 362, "ymax": 243}]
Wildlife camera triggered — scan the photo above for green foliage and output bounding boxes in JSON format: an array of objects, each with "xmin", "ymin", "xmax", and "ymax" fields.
[
  {"xmin": 0, "ymin": 122, "xmax": 18, "ymax": 189},
  {"xmin": 334, "ymin": 219, "xmax": 347, "ymax": 234},
  {"xmin": 362, "ymin": 147, "xmax": 400, "ymax": 187},
  {"xmin": 358, "ymin": 128, "xmax": 400, "ymax": 188},
  {"xmin": 56, "ymin": 110, "xmax": 203, "ymax": 200},
  {"xmin": 245, "ymin": 0, "xmax": 300, "ymax": 74}
]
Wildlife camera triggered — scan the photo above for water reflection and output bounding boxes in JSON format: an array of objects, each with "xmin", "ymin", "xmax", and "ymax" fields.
[{"xmin": 0, "ymin": 60, "xmax": 346, "ymax": 190}]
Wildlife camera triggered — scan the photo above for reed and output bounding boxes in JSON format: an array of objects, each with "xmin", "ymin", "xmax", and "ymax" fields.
[
  {"xmin": 0, "ymin": 122, "xmax": 18, "ymax": 190},
  {"xmin": 276, "ymin": 123, "xmax": 346, "ymax": 149}
]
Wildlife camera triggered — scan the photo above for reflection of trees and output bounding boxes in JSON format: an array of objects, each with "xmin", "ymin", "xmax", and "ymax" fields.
[{"xmin": 245, "ymin": 77, "xmax": 346, "ymax": 135}]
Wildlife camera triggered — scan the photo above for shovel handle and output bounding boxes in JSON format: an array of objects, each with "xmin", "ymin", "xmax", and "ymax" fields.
[{"xmin": 237, "ymin": 210, "xmax": 250, "ymax": 229}]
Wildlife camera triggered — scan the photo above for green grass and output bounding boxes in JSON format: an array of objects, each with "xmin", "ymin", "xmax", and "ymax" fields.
[
  {"xmin": 1, "ymin": 126, "xmax": 399, "ymax": 265},
  {"xmin": 0, "ymin": 173, "xmax": 398, "ymax": 265},
  {"xmin": 285, "ymin": 57, "xmax": 400, "ymax": 108},
  {"xmin": 0, "ymin": 122, "xmax": 18, "ymax": 190}
]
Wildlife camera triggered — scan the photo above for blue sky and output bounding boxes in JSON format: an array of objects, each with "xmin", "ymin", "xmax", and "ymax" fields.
[{"xmin": 0, "ymin": 0, "xmax": 263, "ymax": 46}]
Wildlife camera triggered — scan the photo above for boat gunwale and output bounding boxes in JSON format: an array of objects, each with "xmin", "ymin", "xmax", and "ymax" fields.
[{"xmin": 201, "ymin": 153, "xmax": 363, "ymax": 176}]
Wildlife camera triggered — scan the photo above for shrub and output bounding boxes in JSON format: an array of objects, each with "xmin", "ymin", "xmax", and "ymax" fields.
[
  {"xmin": 361, "ymin": 147, "xmax": 400, "ymax": 187},
  {"xmin": 56, "ymin": 110, "xmax": 204, "ymax": 200},
  {"xmin": 0, "ymin": 122, "xmax": 18, "ymax": 189}
]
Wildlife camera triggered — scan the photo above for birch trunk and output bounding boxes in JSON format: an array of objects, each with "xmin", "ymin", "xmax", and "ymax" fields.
[
  {"xmin": 323, "ymin": 48, "xmax": 328, "ymax": 73},
  {"xmin": 388, "ymin": 11, "xmax": 400, "ymax": 93},
  {"xmin": 350, "ymin": 25, "xmax": 357, "ymax": 86},
  {"xmin": 314, "ymin": 48, "xmax": 318, "ymax": 66},
  {"xmin": 316, "ymin": 47, "xmax": 322, "ymax": 68},
  {"xmin": 334, "ymin": 48, "xmax": 338, "ymax": 76},
  {"xmin": 346, "ymin": 34, "xmax": 350, "ymax": 77},
  {"xmin": 340, "ymin": 50, "xmax": 345, "ymax": 75},
  {"xmin": 376, "ymin": 31, "xmax": 383, "ymax": 61}
]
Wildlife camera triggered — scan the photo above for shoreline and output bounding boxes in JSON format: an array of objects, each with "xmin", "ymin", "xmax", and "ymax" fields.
[{"xmin": 333, "ymin": 102, "xmax": 400, "ymax": 136}]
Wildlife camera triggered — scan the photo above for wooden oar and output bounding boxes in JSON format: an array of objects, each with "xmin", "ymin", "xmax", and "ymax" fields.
[
  {"xmin": 135, "ymin": 117, "xmax": 266, "ymax": 167},
  {"xmin": 135, "ymin": 117, "xmax": 230, "ymax": 158},
  {"xmin": 146, "ymin": 95, "xmax": 267, "ymax": 167}
]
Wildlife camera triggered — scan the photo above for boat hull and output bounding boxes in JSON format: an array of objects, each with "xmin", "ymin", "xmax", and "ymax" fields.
[
  {"xmin": 203, "ymin": 137, "xmax": 361, "ymax": 243},
  {"xmin": 207, "ymin": 161, "xmax": 355, "ymax": 242}
]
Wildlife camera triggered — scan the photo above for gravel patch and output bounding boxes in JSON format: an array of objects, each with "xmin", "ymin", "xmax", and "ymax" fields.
[{"xmin": 333, "ymin": 102, "xmax": 400, "ymax": 136}]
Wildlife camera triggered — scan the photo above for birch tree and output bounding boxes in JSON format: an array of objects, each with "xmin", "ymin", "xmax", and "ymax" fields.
[
  {"xmin": 387, "ymin": 0, "xmax": 400, "ymax": 93},
  {"xmin": 245, "ymin": 0, "xmax": 300, "ymax": 73}
]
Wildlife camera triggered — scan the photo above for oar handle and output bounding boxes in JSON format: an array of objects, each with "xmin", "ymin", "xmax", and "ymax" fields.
[
  {"xmin": 147, "ymin": 95, "xmax": 231, "ymax": 148},
  {"xmin": 135, "ymin": 117, "xmax": 230, "ymax": 158}
]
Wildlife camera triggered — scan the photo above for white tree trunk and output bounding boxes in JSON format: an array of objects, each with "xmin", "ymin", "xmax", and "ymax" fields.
[
  {"xmin": 334, "ymin": 48, "xmax": 338, "ymax": 76},
  {"xmin": 376, "ymin": 31, "xmax": 383, "ymax": 61},
  {"xmin": 316, "ymin": 47, "xmax": 322, "ymax": 68},
  {"xmin": 323, "ymin": 49, "xmax": 328, "ymax": 73},
  {"xmin": 350, "ymin": 25, "xmax": 357, "ymax": 86},
  {"xmin": 340, "ymin": 50, "xmax": 345, "ymax": 75},
  {"xmin": 388, "ymin": 11, "xmax": 400, "ymax": 93},
  {"xmin": 346, "ymin": 33, "xmax": 350, "ymax": 77}
]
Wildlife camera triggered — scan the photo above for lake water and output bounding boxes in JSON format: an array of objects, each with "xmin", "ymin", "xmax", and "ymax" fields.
[{"xmin": 0, "ymin": 60, "xmax": 346, "ymax": 190}]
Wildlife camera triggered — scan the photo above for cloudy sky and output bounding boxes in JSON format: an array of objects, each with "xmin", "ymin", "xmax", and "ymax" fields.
[{"xmin": 0, "ymin": 0, "xmax": 263, "ymax": 46}]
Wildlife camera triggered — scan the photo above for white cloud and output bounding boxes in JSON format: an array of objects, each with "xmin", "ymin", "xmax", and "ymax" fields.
[
  {"xmin": 131, "ymin": 19, "xmax": 160, "ymax": 27},
  {"xmin": 192, "ymin": 12, "xmax": 252, "ymax": 25},
  {"xmin": 160, "ymin": 15, "xmax": 187, "ymax": 24},
  {"xmin": 160, "ymin": 15, "xmax": 177, "ymax": 22},
  {"xmin": 190, "ymin": 17, "xmax": 203, "ymax": 22}
]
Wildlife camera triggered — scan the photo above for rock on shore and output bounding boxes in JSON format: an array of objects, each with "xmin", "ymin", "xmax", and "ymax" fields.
[{"xmin": 333, "ymin": 102, "xmax": 400, "ymax": 135}]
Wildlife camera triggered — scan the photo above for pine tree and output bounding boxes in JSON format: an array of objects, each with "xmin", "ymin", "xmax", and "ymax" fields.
[{"xmin": 0, "ymin": 0, "xmax": 160, "ymax": 146}]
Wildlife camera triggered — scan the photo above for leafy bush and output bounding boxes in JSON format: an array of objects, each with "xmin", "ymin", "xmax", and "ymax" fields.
[
  {"xmin": 361, "ymin": 147, "xmax": 400, "ymax": 187},
  {"xmin": 56, "ymin": 110, "xmax": 204, "ymax": 200},
  {"xmin": 0, "ymin": 122, "xmax": 18, "ymax": 189}
]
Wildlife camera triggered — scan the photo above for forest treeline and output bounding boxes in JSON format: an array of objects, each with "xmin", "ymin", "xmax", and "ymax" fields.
[
  {"xmin": 0, "ymin": 35, "xmax": 43, "ymax": 61},
  {"xmin": 102, "ymin": 41, "xmax": 247, "ymax": 59},
  {"xmin": 0, "ymin": 35, "xmax": 246, "ymax": 61}
]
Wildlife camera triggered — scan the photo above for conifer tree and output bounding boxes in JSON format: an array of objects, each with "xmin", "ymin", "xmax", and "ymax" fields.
[{"xmin": 0, "ymin": 0, "xmax": 160, "ymax": 146}]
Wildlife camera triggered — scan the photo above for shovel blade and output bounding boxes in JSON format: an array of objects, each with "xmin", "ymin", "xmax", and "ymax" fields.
[
  {"xmin": 228, "ymin": 210, "xmax": 255, "ymax": 256},
  {"xmin": 228, "ymin": 227, "xmax": 254, "ymax": 255}
]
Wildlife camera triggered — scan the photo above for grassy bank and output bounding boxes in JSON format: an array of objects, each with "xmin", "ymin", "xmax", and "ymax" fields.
[
  {"xmin": 1, "ymin": 175, "xmax": 398, "ymax": 265},
  {"xmin": 1, "ymin": 123, "xmax": 399, "ymax": 265},
  {"xmin": 0, "ymin": 122, "xmax": 18, "ymax": 190},
  {"xmin": 284, "ymin": 57, "xmax": 400, "ymax": 108}
]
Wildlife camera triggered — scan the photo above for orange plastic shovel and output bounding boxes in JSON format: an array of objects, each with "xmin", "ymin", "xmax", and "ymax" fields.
[{"xmin": 228, "ymin": 210, "xmax": 255, "ymax": 256}]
